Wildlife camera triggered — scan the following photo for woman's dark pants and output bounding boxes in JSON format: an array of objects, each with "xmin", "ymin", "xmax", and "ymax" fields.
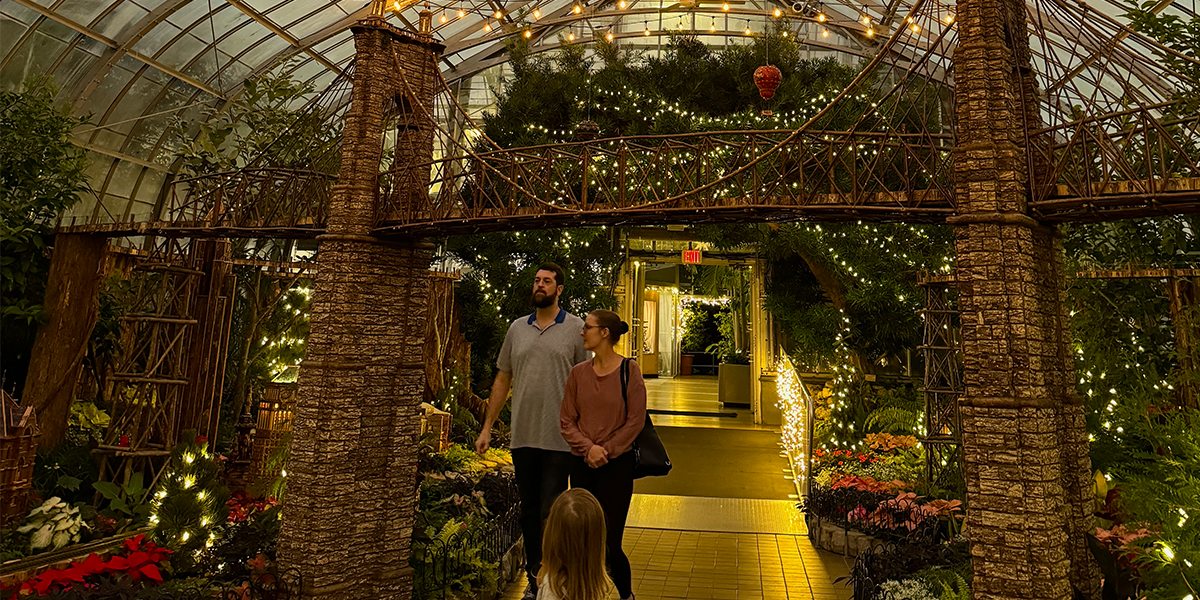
[{"xmin": 571, "ymin": 451, "xmax": 636, "ymax": 599}]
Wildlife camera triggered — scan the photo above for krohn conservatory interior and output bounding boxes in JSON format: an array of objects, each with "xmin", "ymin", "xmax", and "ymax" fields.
[{"xmin": 0, "ymin": 0, "xmax": 1198, "ymax": 597}]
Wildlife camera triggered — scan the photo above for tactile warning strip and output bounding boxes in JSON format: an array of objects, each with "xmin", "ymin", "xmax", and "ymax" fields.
[{"xmin": 625, "ymin": 494, "xmax": 808, "ymax": 535}]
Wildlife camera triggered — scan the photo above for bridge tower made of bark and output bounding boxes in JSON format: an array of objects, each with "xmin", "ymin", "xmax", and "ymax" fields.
[
  {"xmin": 948, "ymin": 0, "xmax": 1099, "ymax": 596},
  {"xmin": 274, "ymin": 8, "xmax": 443, "ymax": 600}
]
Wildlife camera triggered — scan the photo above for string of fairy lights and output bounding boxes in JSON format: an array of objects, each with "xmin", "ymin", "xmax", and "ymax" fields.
[
  {"xmin": 776, "ymin": 352, "xmax": 812, "ymax": 491},
  {"xmin": 390, "ymin": 0, "xmax": 955, "ymax": 47}
]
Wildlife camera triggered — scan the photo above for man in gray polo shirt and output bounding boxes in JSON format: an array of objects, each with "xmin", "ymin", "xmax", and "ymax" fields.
[{"xmin": 475, "ymin": 262, "xmax": 589, "ymax": 599}]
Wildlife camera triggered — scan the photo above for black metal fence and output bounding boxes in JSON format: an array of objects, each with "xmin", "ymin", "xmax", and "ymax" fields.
[
  {"xmin": 846, "ymin": 534, "xmax": 970, "ymax": 600},
  {"xmin": 411, "ymin": 503, "xmax": 523, "ymax": 600}
]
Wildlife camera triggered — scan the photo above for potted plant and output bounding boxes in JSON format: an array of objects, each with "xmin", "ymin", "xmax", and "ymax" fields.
[{"xmin": 708, "ymin": 312, "xmax": 751, "ymax": 406}]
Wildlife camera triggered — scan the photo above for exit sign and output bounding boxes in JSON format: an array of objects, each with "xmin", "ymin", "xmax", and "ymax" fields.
[{"xmin": 682, "ymin": 249, "xmax": 702, "ymax": 264}]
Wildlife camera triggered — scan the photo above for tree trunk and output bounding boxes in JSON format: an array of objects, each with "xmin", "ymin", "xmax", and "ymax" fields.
[
  {"xmin": 796, "ymin": 250, "xmax": 849, "ymax": 312},
  {"xmin": 230, "ymin": 270, "xmax": 262, "ymax": 422},
  {"xmin": 1169, "ymin": 276, "xmax": 1199, "ymax": 410},
  {"xmin": 793, "ymin": 248, "xmax": 874, "ymax": 373},
  {"xmin": 22, "ymin": 234, "xmax": 109, "ymax": 448}
]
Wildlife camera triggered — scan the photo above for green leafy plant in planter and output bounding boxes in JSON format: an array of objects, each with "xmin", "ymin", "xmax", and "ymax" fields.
[
  {"xmin": 16, "ymin": 497, "xmax": 86, "ymax": 552},
  {"xmin": 707, "ymin": 311, "xmax": 750, "ymax": 365}
]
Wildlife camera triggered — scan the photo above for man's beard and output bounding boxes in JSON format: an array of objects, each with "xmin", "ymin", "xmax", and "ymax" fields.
[{"xmin": 531, "ymin": 290, "xmax": 557, "ymax": 309}]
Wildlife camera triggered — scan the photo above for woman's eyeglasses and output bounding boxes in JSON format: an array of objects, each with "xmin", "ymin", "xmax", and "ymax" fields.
[{"xmin": 582, "ymin": 324, "xmax": 604, "ymax": 331}]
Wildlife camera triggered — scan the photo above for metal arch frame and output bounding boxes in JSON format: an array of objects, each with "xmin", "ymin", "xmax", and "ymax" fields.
[
  {"xmin": 445, "ymin": 27, "xmax": 877, "ymax": 82},
  {"xmin": 6, "ymin": 0, "xmax": 227, "ymax": 100}
]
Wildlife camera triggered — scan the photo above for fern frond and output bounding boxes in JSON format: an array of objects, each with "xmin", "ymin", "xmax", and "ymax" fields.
[{"xmin": 865, "ymin": 406, "xmax": 921, "ymax": 435}]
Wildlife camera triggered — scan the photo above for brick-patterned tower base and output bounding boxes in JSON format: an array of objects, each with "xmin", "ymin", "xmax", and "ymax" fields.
[
  {"xmin": 276, "ymin": 14, "xmax": 441, "ymax": 600},
  {"xmin": 950, "ymin": 0, "xmax": 1099, "ymax": 595},
  {"xmin": 278, "ymin": 238, "xmax": 430, "ymax": 599}
]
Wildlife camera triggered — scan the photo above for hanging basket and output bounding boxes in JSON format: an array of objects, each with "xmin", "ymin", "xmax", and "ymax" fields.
[{"xmin": 1, "ymin": 391, "xmax": 41, "ymax": 527}]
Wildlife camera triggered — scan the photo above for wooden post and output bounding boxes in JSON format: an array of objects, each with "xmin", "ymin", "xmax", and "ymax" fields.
[
  {"xmin": 21, "ymin": 233, "xmax": 108, "ymax": 449},
  {"xmin": 1168, "ymin": 276, "xmax": 1199, "ymax": 410}
]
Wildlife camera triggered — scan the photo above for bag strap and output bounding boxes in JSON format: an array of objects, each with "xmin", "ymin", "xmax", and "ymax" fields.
[{"xmin": 620, "ymin": 357, "xmax": 631, "ymax": 413}]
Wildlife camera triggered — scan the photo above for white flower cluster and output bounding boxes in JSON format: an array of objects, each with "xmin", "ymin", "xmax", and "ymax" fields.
[{"xmin": 879, "ymin": 578, "xmax": 937, "ymax": 600}]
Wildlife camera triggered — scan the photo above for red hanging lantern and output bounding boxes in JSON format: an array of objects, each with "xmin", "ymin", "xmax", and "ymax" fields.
[{"xmin": 753, "ymin": 65, "xmax": 782, "ymax": 100}]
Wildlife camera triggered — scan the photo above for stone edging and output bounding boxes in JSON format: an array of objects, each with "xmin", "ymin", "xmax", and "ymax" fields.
[{"xmin": 805, "ymin": 515, "xmax": 883, "ymax": 557}]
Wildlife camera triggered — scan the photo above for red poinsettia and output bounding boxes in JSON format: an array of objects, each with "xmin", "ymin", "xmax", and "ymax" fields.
[
  {"xmin": 226, "ymin": 493, "xmax": 280, "ymax": 523},
  {"xmin": 3, "ymin": 534, "xmax": 173, "ymax": 598}
]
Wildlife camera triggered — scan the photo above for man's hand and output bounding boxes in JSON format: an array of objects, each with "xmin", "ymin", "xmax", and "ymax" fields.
[
  {"xmin": 475, "ymin": 429, "xmax": 492, "ymax": 456},
  {"xmin": 585, "ymin": 444, "xmax": 609, "ymax": 468}
]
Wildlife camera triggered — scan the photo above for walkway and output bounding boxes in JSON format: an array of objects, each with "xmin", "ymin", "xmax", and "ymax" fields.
[{"xmin": 501, "ymin": 376, "xmax": 852, "ymax": 600}]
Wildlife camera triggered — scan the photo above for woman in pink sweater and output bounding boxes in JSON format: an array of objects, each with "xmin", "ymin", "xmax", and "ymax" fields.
[{"xmin": 560, "ymin": 309, "xmax": 646, "ymax": 600}]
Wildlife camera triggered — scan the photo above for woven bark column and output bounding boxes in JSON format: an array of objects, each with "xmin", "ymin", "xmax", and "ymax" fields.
[
  {"xmin": 276, "ymin": 17, "xmax": 439, "ymax": 600},
  {"xmin": 950, "ymin": 0, "xmax": 1097, "ymax": 596}
]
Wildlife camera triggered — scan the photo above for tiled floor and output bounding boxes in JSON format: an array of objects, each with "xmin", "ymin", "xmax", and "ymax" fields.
[
  {"xmin": 499, "ymin": 376, "xmax": 852, "ymax": 600},
  {"xmin": 499, "ymin": 528, "xmax": 853, "ymax": 600},
  {"xmin": 644, "ymin": 376, "xmax": 775, "ymax": 431}
]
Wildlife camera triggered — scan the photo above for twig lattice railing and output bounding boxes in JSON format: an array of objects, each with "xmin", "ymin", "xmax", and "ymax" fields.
[{"xmin": 376, "ymin": 129, "xmax": 957, "ymax": 235}]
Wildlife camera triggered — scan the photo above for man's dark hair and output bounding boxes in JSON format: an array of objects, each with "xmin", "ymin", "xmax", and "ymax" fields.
[{"xmin": 537, "ymin": 262, "xmax": 565, "ymax": 287}]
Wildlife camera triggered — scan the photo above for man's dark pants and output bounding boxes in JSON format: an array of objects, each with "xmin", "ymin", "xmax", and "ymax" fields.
[{"xmin": 511, "ymin": 447, "xmax": 574, "ymax": 588}]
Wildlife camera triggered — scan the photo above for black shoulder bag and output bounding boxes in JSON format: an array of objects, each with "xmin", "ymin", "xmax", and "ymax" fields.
[{"xmin": 620, "ymin": 358, "xmax": 672, "ymax": 479}]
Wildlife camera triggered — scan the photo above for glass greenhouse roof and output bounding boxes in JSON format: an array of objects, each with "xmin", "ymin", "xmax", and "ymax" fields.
[{"xmin": 2, "ymin": 0, "xmax": 1195, "ymax": 223}]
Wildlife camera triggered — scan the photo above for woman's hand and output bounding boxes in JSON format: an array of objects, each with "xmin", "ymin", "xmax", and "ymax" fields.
[{"xmin": 585, "ymin": 444, "xmax": 609, "ymax": 468}]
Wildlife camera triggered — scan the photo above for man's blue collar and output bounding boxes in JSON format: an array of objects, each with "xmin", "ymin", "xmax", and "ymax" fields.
[{"xmin": 527, "ymin": 309, "xmax": 567, "ymax": 325}]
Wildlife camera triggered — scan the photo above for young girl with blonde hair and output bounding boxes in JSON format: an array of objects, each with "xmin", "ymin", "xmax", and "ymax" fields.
[{"xmin": 537, "ymin": 488, "xmax": 617, "ymax": 600}]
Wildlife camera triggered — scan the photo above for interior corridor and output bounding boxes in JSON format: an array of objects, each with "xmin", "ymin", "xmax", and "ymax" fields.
[{"xmin": 502, "ymin": 376, "xmax": 853, "ymax": 600}]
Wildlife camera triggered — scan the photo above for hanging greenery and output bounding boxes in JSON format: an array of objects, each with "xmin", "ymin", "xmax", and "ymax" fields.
[
  {"xmin": 483, "ymin": 28, "xmax": 862, "ymax": 149},
  {"xmin": 698, "ymin": 222, "xmax": 952, "ymax": 372}
]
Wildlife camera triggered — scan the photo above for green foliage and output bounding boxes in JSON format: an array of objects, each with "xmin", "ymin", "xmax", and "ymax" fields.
[
  {"xmin": 33, "ymin": 442, "xmax": 99, "ymax": 504},
  {"xmin": 815, "ymin": 378, "xmax": 924, "ymax": 450},
  {"xmin": 151, "ymin": 432, "xmax": 230, "ymax": 566},
  {"xmin": 170, "ymin": 65, "xmax": 340, "ymax": 176},
  {"xmin": 411, "ymin": 517, "xmax": 499, "ymax": 600},
  {"xmin": 250, "ymin": 430, "xmax": 290, "ymax": 502},
  {"xmin": 193, "ymin": 505, "xmax": 282, "ymax": 581},
  {"xmin": 0, "ymin": 76, "xmax": 89, "ymax": 392},
  {"xmin": 864, "ymin": 386, "xmax": 924, "ymax": 436},
  {"xmin": 1064, "ymin": 217, "xmax": 1200, "ymax": 599},
  {"xmin": 93, "ymin": 473, "xmax": 152, "ymax": 533},
  {"xmin": 912, "ymin": 564, "xmax": 971, "ymax": 600},
  {"xmin": 16, "ymin": 497, "xmax": 85, "ymax": 552},
  {"xmin": 680, "ymin": 302, "xmax": 719, "ymax": 353},
  {"xmin": 707, "ymin": 310, "xmax": 749, "ymax": 364},
  {"xmin": 447, "ymin": 228, "xmax": 622, "ymax": 392},
  {"xmin": 1090, "ymin": 386, "xmax": 1199, "ymax": 599},
  {"xmin": 67, "ymin": 401, "xmax": 110, "ymax": 443},
  {"xmin": 1125, "ymin": 2, "xmax": 1199, "ymax": 99},
  {"xmin": 484, "ymin": 30, "xmax": 861, "ymax": 147},
  {"xmin": 703, "ymin": 222, "xmax": 951, "ymax": 372}
]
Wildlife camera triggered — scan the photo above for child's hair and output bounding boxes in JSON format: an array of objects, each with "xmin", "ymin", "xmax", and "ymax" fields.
[{"xmin": 539, "ymin": 488, "xmax": 614, "ymax": 600}]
